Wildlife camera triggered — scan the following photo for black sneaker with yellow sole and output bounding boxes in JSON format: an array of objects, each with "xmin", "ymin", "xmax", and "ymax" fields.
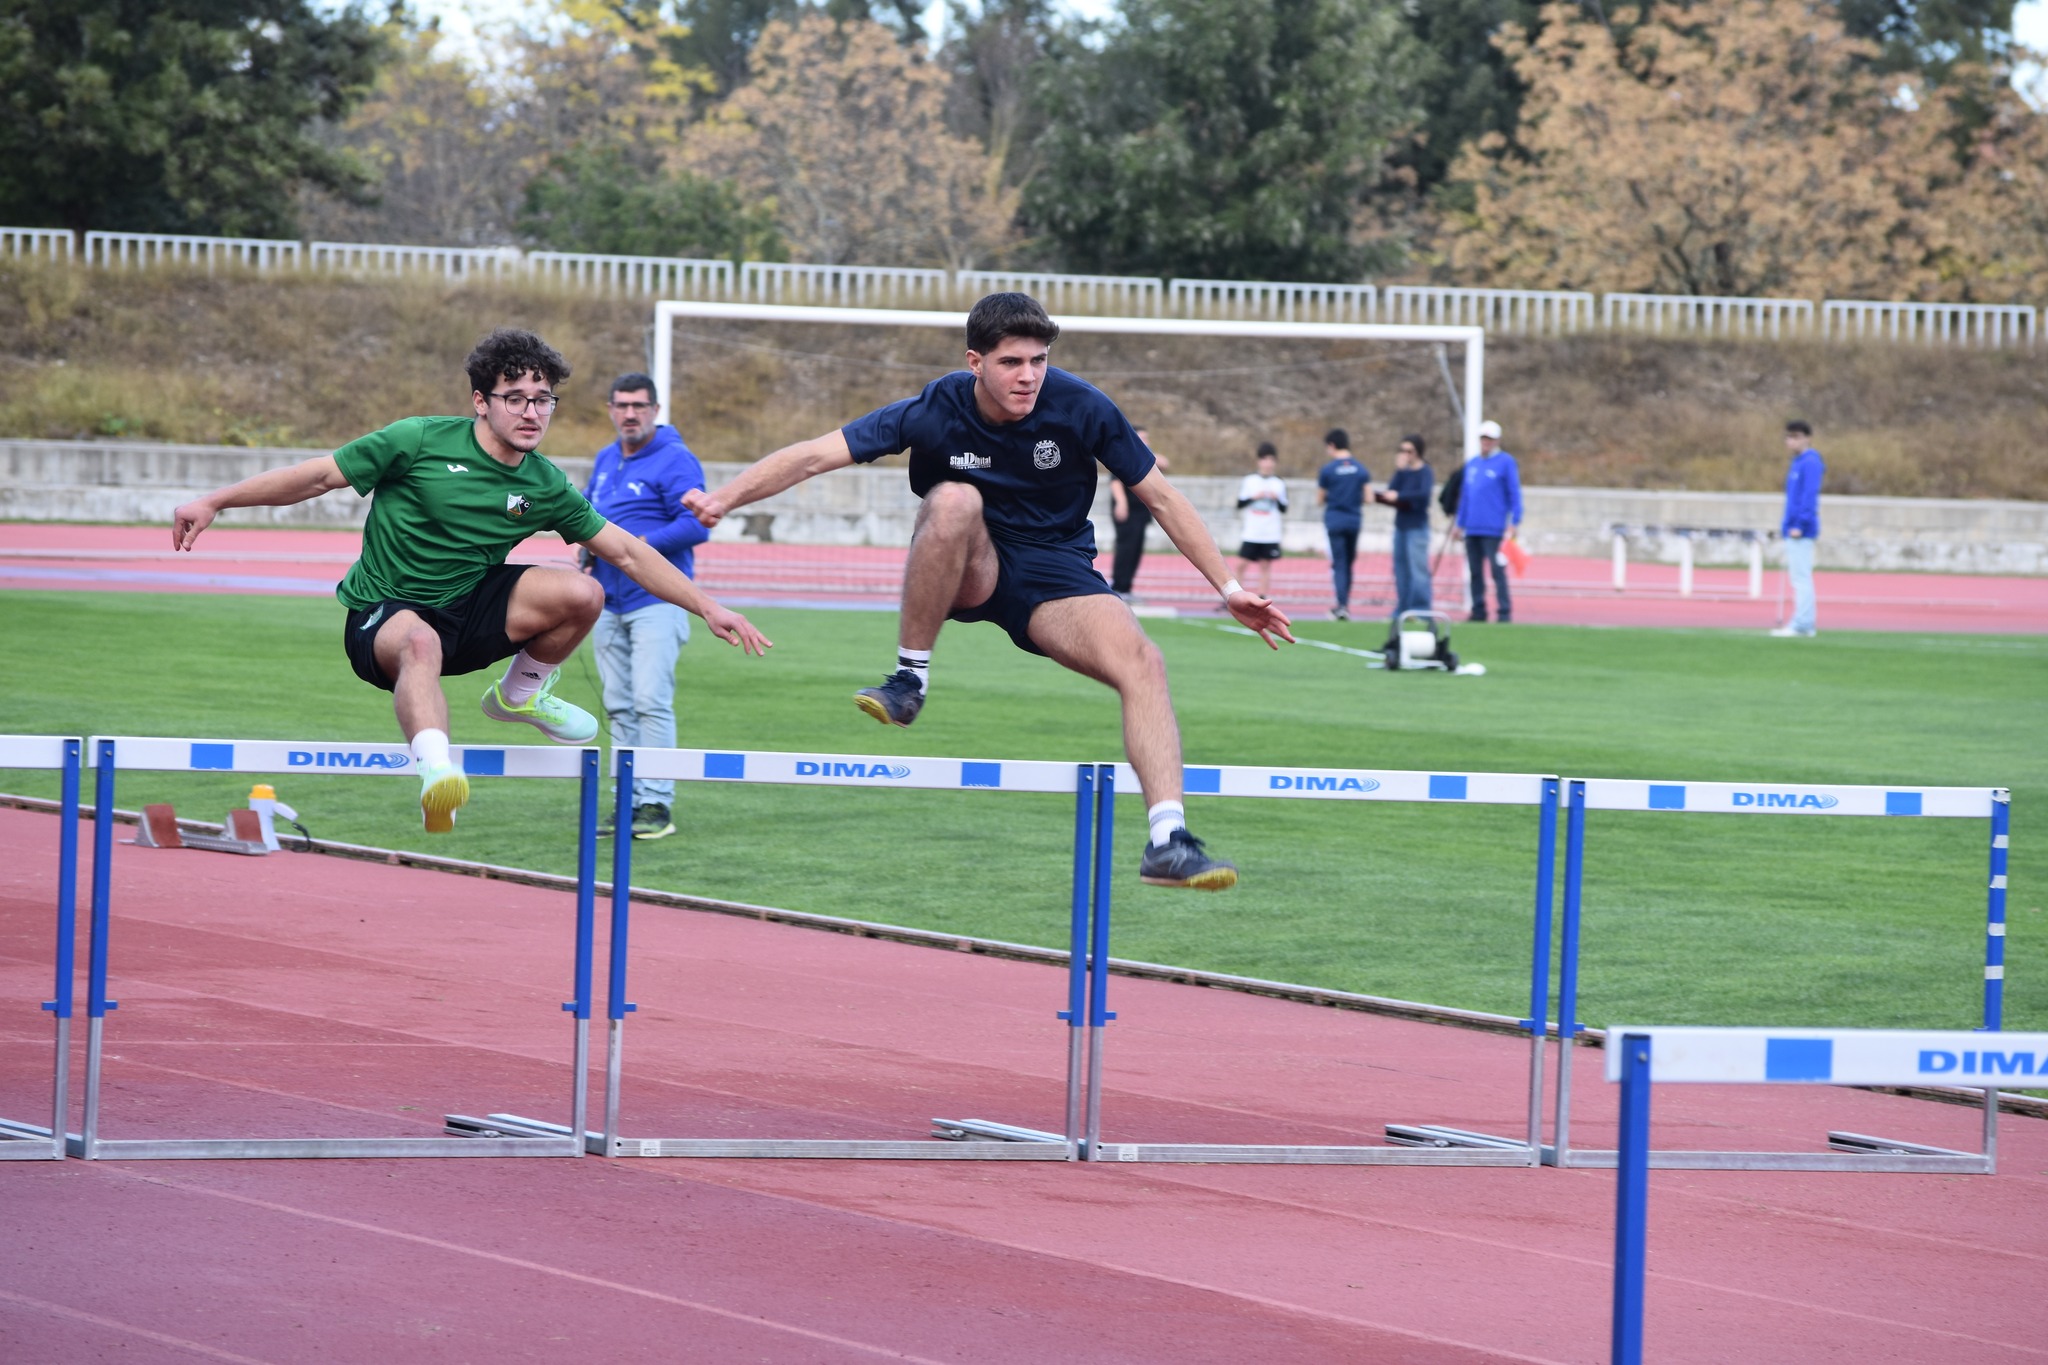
[
  {"xmin": 1138, "ymin": 829, "xmax": 1238, "ymax": 890},
  {"xmin": 631, "ymin": 803, "xmax": 675, "ymax": 841},
  {"xmin": 854, "ymin": 670, "xmax": 925, "ymax": 727}
]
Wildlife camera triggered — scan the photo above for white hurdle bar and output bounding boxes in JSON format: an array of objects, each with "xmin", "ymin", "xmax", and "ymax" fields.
[
  {"xmin": 76, "ymin": 737, "xmax": 599, "ymax": 1160},
  {"xmin": 1606, "ymin": 1028, "xmax": 2036, "ymax": 1364},
  {"xmin": 1551, "ymin": 778, "xmax": 2011, "ymax": 1172},
  {"xmin": 0, "ymin": 737, "xmax": 83, "ymax": 1160}
]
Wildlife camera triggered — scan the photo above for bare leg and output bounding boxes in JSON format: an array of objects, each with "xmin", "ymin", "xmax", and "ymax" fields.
[
  {"xmin": 504, "ymin": 567, "xmax": 605, "ymax": 662},
  {"xmin": 372, "ymin": 611, "xmax": 450, "ymax": 742},
  {"xmin": 899, "ymin": 482, "xmax": 999, "ymax": 650},
  {"xmin": 1027, "ymin": 594, "xmax": 1182, "ymax": 807}
]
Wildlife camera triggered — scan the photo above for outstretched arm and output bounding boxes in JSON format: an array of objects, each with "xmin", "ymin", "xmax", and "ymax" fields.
[
  {"xmin": 172, "ymin": 456, "xmax": 350, "ymax": 550},
  {"xmin": 584, "ymin": 522, "xmax": 772, "ymax": 656},
  {"xmin": 1132, "ymin": 471, "xmax": 1295, "ymax": 649},
  {"xmin": 682, "ymin": 430, "xmax": 855, "ymax": 528}
]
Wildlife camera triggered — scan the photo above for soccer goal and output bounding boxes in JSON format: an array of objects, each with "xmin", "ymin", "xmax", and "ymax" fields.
[{"xmin": 648, "ymin": 299, "xmax": 1485, "ymax": 613}]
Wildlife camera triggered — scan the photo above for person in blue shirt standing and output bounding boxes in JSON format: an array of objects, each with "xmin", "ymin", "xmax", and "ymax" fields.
[
  {"xmin": 1454, "ymin": 419, "xmax": 1523, "ymax": 623},
  {"xmin": 1373, "ymin": 434, "xmax": 1435, "ymax": 624},
  {"xmin": 1772, "ymin": 419, "xmax": 1825, "ymax": 638},
  {"xmin": 684, "ymin": 293, "xmax": 1296, "ymax": 891},
  {"xmin": 583, "ymin": 372, "xmax": 710, "ymax": 840},
  {"xmin": 1315, "ymin": 429, "xmax": 1369, "ymax": 620}
]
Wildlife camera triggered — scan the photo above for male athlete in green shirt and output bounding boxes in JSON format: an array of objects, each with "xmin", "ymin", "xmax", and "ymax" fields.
[{"xmin": 172, "ymin": 328, "xmax": 771, "ymax": 832}]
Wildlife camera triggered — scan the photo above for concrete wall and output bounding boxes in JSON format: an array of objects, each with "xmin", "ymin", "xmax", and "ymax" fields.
[{"xmin": 5, "ymin": 437, "xmax": 2042, "ymax": 575}]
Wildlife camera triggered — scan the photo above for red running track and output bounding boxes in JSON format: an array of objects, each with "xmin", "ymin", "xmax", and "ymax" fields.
[
  {"xmin": 4, "ymin": 523, "xmax": 2045, "ymax": 632},
  {"xmin": 4, "ymin": 806, "xmax": 2046, "ymax": 1363}
]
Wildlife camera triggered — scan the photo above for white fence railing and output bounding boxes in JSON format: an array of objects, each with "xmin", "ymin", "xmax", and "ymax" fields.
[
  {"xmin": 1381, "ymin": 285, "xmax": 1597, "ymax": 334},
  {"xmin": 1168, "ymin": 278, "xmax": 1376, "ymax": 323},
  {"xmin": 1604, "ymin": 293, "xmax": 1814, "ymax": 339},
  {"xmin": 526, "ymin": 251, "xmax": 731, "ymax": 298},
  {"xmin": 1822, "ymin": 300, "xmax": 2035, "ymax": 347},
  {"xmin": 84, "ymin": 231, "xmax": 299, "ymax": 271},
  {"xmin": 3, "ymin": 227, "xmax": 74, "ymax": 260},
  {"xmin": 11, "ymin": 227, "xmax": 2044, "ymax": 346}
]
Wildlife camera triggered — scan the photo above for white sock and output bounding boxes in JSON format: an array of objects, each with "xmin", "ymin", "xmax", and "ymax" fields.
[
  {"xmin": 499, "ymin": 650, "xmax": 553, "ymax": 705},
  {"xmin": 411, "ymin": 728, "xmax": 451, "ymax": 772},
  {"xmin": 1148, "ymin": 801, "xmax": 1186, "ymax": 848},
  {"xmin": 897, "ymin": 647, "xmax": 931, "ymax": 695}
]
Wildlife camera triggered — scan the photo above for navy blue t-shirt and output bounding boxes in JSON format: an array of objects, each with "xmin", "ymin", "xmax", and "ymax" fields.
[
  {"xmin": 841, "ymin": 368, "xmax": 1156, "ymax": 550},
  {"xmin": 1317, "ymin": 456, "xmax": 1371, "ymax": 531}
]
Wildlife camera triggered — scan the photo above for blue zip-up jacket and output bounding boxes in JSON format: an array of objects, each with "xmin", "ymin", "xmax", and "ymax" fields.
[
  {"xmin": 582, "ymin": 424, "xmax": 709, "ymax": 613},
  {"xmin": 1781, "ymin": 446, "xmax": 1823, "ymax": 539},
  {"xmin": 1454, "ymin": 451, "xmax": 1522, "ymax": 537}
]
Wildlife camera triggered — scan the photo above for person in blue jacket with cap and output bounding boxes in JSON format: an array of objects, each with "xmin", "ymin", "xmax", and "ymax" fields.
[
  {"xmin": 1453, "ymin": 419, "xmax": 1522, "ymax": 623},
  {"xmin": 1771, "ymin": 419, "xmax": 1825, "ymax": 638},
  {"xmin": 583, "ymin": 372, "xmax": 710, "ymax": 840}
]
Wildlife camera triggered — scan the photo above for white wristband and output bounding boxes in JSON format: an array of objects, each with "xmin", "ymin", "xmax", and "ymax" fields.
[{"xmin": 1221, "ymin": 578, "xmax": 1243, "ymax": 600}]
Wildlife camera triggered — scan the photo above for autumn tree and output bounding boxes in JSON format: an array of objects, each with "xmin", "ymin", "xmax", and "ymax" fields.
[
  {"xmin": 682, "ymin": 15, "xmax": 1019, "ymax": 268},
  {"xmin": 1443, "ymin": 0, "xmax": 1975, "ymax": 298}
]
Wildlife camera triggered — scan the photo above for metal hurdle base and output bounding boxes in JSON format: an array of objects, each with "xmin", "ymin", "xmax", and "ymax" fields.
[{"xmin": 460, "ymin": 1113, "xmax": 1071, "ymax": 1160}]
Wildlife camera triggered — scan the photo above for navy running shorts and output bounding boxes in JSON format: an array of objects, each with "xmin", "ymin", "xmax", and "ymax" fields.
[
  {"xmin": 341, "ymin": 562, "xmax": 532, "ymax": 691},
  {"xmin": 951, "ymin": 534, "xmax": 1117, "ymax": 657}
]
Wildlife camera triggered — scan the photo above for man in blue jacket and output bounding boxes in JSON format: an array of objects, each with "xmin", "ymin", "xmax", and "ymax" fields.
[
  {"xmin": 1315, "ymin": 428, "xmax": 1369, "ymax": 620},
  {"xmin": 583, "ymin": 372, "xmax": 710, "ymax": 839},
  {"xmin": 1772, "ymin": 420, "xmax": 1825, "ymax": 638},
  {"xmin": 1454, "ymin": 419, "xmax": 1522, "ymax": 623}
]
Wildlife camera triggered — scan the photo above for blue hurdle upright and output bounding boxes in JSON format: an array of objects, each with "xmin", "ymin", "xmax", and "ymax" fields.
[
  {"xmin": 76, "ymin": 736, "xmax": 598, "ymax": 1160},
  {"xmin": 0, "ymin": 736, "xmax": 82, "ymax": 1161},
  {"xmin": 1604, "ymin": 1026, "xmax": 2039, "ymax": 1364},
  {"xmin": 1552, "ymin": 777, "xmax": 2012, "ymax": 1173},
  {"xmin": 481, "ymin": 747, "xmax": 1100, "ymax": 1160},
  {"xmin": 1067, "ymin": 762, "xmax": 1563, "ymax": 1165}
]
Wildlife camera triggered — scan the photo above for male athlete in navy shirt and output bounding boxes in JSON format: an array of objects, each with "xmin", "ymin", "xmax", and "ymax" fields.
[{"xmin": 686, "ymin": 293, "xmax": 1294, "ymax": 889}]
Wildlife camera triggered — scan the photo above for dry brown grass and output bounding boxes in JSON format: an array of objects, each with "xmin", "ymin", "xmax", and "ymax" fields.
[{"xmin": 2, "ymin": 259, "xmax": 2042, "ymax": 500}]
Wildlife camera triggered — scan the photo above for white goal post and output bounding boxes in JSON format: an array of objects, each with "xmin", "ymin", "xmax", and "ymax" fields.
[{"xmin": 650, "ymin": 300, "xmax": 1487, "ymax": 462}]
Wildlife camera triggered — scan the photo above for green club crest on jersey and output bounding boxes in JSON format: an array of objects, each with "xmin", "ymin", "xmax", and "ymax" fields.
[{"xmin": 506, "ymin": 493, "xmax": 532, "ymax": 519}]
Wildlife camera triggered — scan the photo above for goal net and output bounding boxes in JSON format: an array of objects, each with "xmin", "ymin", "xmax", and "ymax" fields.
[{"xmin": 649, "ymin": 300, "xmax": 1485, "ymax": 615}]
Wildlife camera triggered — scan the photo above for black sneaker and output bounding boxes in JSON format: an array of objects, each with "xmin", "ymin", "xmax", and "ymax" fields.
[
  {"xmin": 1138, "ymin": 829, "xmax": 1238, "ymax": 890},
  {"xmin": 597, "ymin": 804, "xmax": 637, "ymax": 839},
  {"xmin": 631, "ymin": 803, "xmax": 675, "ymax": 841},
  {"xmin": 854, "ymin": 670, "xmax": 925, "ymax": 727}
]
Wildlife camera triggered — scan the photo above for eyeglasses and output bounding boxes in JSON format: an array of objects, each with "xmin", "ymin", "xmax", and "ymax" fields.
[
  {"xmin": 609, "ymin": 400, "xmax": 655, "ymax": 413},
  {"xmin": 487, "ymin": 392, "xmax": 559, "ymax": 414}
]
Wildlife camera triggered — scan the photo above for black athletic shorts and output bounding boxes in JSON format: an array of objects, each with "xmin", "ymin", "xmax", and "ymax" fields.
[
  {"xmin": 1237, "ymin": 540, "xmax": 1283, "ymax": 562},
  {"xmin": 951, "ymin": 534, "xmax": 1116, "ymax": 657},
  {"xmin": 341, "ymin": 562, "xmax": 533, "ymax": 691}
]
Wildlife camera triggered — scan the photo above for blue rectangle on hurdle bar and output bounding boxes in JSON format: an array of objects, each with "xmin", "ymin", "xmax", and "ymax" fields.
[
  {"xmin": 189, "ymin": 743, "xmax": 234, "ymax": 770},
  {"xmin": 704, "ymin": 752, "xmax": 745, "ymax": 780},
  {"xmin": 1765, "ymin": 1037, "xmax": 1834, "ymax": 1081},
  {"xmin": 1648, "ymin": 784, "xmax": 1687, "ymax": 810},
  {"xmin": 1428, "ymin": 774, "xmax": 1467, "ymax": 801},
  {"xmin": 960, "ymin": 761, "xmax": 1001, "ymax": 788},
  {"xmin": 1184, "ymin": 767, "xmax": 1221, "ymax": 794},
  {"xmin": 1886, "ymin": 791, "xmax": 1923, "ymax": 816},
  {"xmin": 462, "ymin": 748, "xmax": 506, "ymax": 777}
]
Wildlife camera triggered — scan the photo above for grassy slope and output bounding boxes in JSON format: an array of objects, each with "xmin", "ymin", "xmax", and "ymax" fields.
[{"xmin": 2, "ymin": 590, "xmax": 2041, "ymax": 1033}]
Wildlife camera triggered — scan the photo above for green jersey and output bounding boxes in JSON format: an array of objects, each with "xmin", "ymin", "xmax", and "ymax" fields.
[{"xmin": 333, "ymin": 416, "xmax": 607, "ymax": 610}]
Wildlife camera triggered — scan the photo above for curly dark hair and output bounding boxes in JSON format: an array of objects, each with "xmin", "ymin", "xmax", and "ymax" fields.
[
  {"xmin": 465, "ymin": 328, "xmax": 571, "ymax": 397},
  {"xmin": 966, "ymin": 292, "xmax": 1060, "ymax": 354}
]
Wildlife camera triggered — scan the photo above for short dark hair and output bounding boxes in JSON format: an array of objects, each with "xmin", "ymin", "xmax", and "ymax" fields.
[
  {"xmin": 1255, "ymin": 441, "xmax": 1278, "ymax": 460},
  {"xmin": 966, "ymin": 292, "xmax": 1060, "ymax": 354},
  {"xmin": 1403, "ymin": 433, "xmax": 1427, "ymax": 461},
  {"xmin": 1786, "ymin": 419, "xmax": 1813, "ymax": 437},
  {"xmin": 610, "ymin": 372, "xmax": 658, "ymax": 402},
  {"xmin": 1324, "ymin": 428, "xmax": 1349, "ymax": 450},
  {"xmin": 466, "ymin": 328, "xmax": 570, "ymax": 396}
]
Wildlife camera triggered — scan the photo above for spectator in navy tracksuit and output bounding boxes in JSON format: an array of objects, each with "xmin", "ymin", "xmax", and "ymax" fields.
[
  {"xmin": 582, "ymin": 372, "xmax": 709, "ymax": 841},
  {"xmin": 1773, "ymin": 420, "xmax": 1824, "ymax": 638},
  {"xmin": 1454, "ymin": 419, "xmax": 1522, "ymax": 623},
  {"xmin": 1315, "ymin": 428, "xmax": 1369, "ymax": 620}
]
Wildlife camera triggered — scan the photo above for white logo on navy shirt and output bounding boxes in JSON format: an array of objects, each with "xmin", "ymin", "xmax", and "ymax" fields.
[
  {"xmin": 1033, "ymin": 440, "xmax": 1061, "ymax": 471},
  {"xmin": 950, "ymin": 451, "xmax": 993, "ymax": 470}
]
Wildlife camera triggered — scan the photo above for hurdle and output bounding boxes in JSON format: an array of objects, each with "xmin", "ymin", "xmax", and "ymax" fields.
[
  {"xmin": 1551, "ymin": 777, "xmax": 2012, "ymax": 1172},
  {"xmin": 1069, "ymin": 762, "xmax": 1563, "ymax": 1165},
  {"xmin": 75, "ymin": 736, "xmax": 598, "ymax": 1160},
  {"xmin": 0, "ymin": 736, "xmax": 82, "ymax": 1160},
  {"xmin": 1606, "ymin": 1027, "xmax": 2035, "ymax": 1364},
  {"xmin": 476, "ymin": 747, "xmax": 1100, "ymax": 1159}
]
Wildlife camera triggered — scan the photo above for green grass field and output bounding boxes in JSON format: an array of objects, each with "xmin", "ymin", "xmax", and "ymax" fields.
[{"xmin": 2, "ymin": 589, "xmax": 2042, "ymax": 1034}]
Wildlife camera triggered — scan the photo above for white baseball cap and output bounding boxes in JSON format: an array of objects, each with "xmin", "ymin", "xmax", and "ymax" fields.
[{"xmin": 1477, "ymin": 420, "xmax": 1503, "ymax": 439}]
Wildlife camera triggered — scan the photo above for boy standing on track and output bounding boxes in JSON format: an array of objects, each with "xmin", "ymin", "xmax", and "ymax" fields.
[
  {"xmin": 1771, "ymin": 420, "xmax": 1824, "ymax": 638},
  {"xmin": 171, "ymin": 328, "xmax": 770, "ymax": 833},
  {"xmin": 1233, "ymin": 443, "xmax": 1287, "ymax": 602},
  {"xmin": 683, "ymin": 293, "xmax": 1294, "ymax": 891}
]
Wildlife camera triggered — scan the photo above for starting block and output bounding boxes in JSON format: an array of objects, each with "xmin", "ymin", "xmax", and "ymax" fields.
[{"xmin": 130, "ymin": 804, "xmax": 269, "ymax": 856}]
